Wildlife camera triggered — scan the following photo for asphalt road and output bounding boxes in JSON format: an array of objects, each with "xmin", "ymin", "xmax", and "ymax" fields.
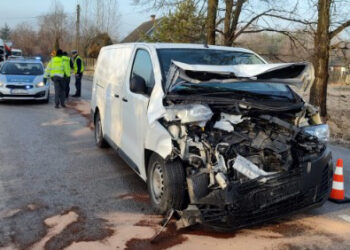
[{"xmin": 0, "ymin": 78, "xmax": 349, "ymax": 250}]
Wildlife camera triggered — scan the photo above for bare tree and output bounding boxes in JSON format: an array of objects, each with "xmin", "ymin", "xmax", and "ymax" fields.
[
  {"xmin": 310, "ymin": 0, "xmax": 350, "ymax": 117},
  {"xmin": 37, "ymin": 0, "xmax": 69, "ymax": 54},
  {"xmin": 207, "ymin": 0, "xmax": 218, "ymax": 44},
  {"xmin": 10, "ymin": 23, "xmax": 39, "ymax": 56},
  {"xmin": 132, "ymin": 0, "xmax": 183, "ymax": 10},
  {"xmin": 80, "ymin": 0, "xmax": 120, "ymax": 38}
]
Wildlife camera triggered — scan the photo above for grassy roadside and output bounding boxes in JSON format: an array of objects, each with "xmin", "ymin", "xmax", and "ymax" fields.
[{"xmin": 327, "ymin": 84, "xmax": 350, "ymax": 146}]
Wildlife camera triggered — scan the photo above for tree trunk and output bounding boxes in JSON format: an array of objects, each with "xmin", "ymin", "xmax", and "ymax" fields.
[
  {"xmin": 207, "ymin": 0, "xmax": 218, "ymax": 45},
  {"xmin": 54, "ymin": 37, "xmax": 60, "ymax": 51},
  {"xmin": 310, "ymin": 0, "xmax": 331, "ymax": 117},
  {"xmin": 223, "ymin": 0, "xmax": 233, "ymax": 46}
]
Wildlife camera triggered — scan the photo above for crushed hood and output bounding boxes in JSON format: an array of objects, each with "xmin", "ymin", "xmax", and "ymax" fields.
[
  {"xmin": 147, "ymin": 61, "xmax": 315, "ymax": 124},
  {"xmin": 166, "ymin": 61, "xmax": 315, "ymax": 92}
]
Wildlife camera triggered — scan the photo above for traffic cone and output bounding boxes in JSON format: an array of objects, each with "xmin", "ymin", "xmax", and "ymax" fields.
[{"xmin": 329, "ymin": 159, "xmax": 350, "ymax": 203}]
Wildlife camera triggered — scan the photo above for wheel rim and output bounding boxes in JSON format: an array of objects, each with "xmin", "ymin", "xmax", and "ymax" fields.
[
  {"xmin": 151, "ymin": 162, "xmax": 164, "ymax": 204},
  {"xmin": 95, "ymin": 118, "xmax": 102, "ymax": 143}
]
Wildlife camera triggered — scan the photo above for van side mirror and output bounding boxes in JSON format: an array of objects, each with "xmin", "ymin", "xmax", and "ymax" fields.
[{"xmin": 130, "ymin": 74, "xmax": 147, "ymax": 94}]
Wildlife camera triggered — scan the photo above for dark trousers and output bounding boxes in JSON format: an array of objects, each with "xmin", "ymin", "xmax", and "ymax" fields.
[
  {"xmin": 52, "ymin": 76, "xmax": 65, "ymax": 106},
  {"xmin": 75, "ymin": 73, "xmax": 83, "ymax": 96},
  {"xmin": 65, "ymin": 76, "xmax": 71, "ymax": 98}
]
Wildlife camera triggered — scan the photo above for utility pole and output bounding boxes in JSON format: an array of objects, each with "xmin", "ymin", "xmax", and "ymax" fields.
[{"xmin": 76, "ymin": 4, "xmax": 80, "ymax": 52}]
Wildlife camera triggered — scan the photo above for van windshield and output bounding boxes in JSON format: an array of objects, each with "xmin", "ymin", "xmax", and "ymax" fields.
[{"xmin": 157, "ymin": 48, "xmax": 265, "ymax": 78}]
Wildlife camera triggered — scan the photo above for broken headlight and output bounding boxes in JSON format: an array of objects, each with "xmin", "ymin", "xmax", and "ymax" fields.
[
  {"xmin": 303, "ymin": 124, "xmax": 330, "ymax": 142},
  {"xmin": 165, "ymin": 104, "xmax": 213, "ymax": 124}
]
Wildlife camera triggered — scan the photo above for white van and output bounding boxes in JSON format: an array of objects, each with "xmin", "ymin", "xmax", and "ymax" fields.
[
  {"xmin": 10, "ymin": 48, "xmax": 23, "ymax": 58},
  {"xmin": 91, "ymin": 43, "xmax": 332, "ymax": 230}
]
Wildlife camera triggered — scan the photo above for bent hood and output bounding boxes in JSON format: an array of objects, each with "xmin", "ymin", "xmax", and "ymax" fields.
[
  {"xmin": 166, "ymin": 61, "xmax": 315, "ymax": 92},
  {"xmin": 147, "ymin": 61, "xmax": 315, "ymax": 124}
]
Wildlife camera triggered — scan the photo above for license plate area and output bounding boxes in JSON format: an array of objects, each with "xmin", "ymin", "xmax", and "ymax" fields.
[
  {"xmin": 255, "ymin": 181, "xmax": 301, "ymax": 209},
  {"xmin": 11, "ymin": 89, "xmax": 28, "ymax": 95}
]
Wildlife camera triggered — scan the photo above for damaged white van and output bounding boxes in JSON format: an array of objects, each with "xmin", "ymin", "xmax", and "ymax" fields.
[{"xmin": 91, "ymin": 43, "xmax": 333, "ymax": 230}]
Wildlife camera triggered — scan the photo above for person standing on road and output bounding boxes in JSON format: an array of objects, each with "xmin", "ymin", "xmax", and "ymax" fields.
[
  {"xmin": 62, "ymin": 52, "xmax": 71, "ymax": 98},
  {"xmin": 71, "ymin": 50, "xmax": 85, "ymax": 97},
  {"xmin": 44, "ymin": 49, "xmax": 70, "ymax": 109}
]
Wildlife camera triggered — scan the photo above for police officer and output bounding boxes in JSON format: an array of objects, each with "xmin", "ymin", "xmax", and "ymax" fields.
[
  {"xmin": 62, "ymin": 52, "xmax": 71, "ymax": 98},
  {"xmin": 71, "ymin": 50, "xmax": 85, "ymax": 97},
  {"xmin": 44, "ymin": 49, "xmax": 70, "ymax": 108}
]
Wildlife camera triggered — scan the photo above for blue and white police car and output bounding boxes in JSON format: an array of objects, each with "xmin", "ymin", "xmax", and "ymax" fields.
[{"xmin": 0, "ymin": 58, "xmax": 49, "ymax": 102}]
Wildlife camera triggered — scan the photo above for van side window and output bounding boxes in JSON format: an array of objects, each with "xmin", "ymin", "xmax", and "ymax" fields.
[{"xmin": 130, "ymin": 49, "xmax": 155, "ymax": 95}]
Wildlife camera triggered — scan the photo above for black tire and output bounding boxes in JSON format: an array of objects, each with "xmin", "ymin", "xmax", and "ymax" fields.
[
  {"xmin": 147, "ymin": 153, "xmax": 187, "ymax": 214},
  {"xmin": 94, "ymin": 112, "xmax": 109, "ymax": 148}
]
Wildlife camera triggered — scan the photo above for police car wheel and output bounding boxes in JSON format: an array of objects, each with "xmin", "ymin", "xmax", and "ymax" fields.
[{"xmin": 94, "ymin": 112, "xmax": 109, "ymax": 148}]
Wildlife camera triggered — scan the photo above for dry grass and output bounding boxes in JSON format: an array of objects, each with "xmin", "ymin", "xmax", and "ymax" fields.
[{"xmin": 327, "ymin": 84, "xmax": 350, "ymax": 145}]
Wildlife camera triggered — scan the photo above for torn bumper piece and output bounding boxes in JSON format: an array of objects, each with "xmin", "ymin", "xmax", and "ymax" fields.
[{"xmin": 180, "ymin": 149, "xmax": 333, "ymax": 230}]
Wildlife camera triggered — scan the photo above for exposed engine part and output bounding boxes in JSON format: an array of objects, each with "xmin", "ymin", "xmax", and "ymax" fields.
[
  {"xmin": 230, "ymin": 155, "xmax": 273, "ymax": 180},
  {"xmin": 213, "ymin": 113, "xmax": 245, "ymax": 132},
  {"xmin": 163, "ymin": 102, "xmax": 326, "ymax": 206},
  {"xmin": 215, "ymin": 172, "xmax": 228, "ymax": 189}
]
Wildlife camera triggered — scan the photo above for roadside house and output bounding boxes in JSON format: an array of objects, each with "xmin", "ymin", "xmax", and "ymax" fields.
[{"xmin": 121, "ymin": 15, "xmax": 162, "ymax": 43}]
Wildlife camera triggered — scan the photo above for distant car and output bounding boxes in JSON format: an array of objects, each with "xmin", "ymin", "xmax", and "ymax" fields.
[
  {"xmin": 11, "ymin": 48, "xmax": 23, "ymax": 58},
  {"xmin": 0, "ymin": 58, "xmax": 49, "ymax": 102}
]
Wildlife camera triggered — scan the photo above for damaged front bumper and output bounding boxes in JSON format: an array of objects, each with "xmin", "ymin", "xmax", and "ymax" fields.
[{"xmin": 180, "ymin": 148, "xmax": 333, "ymax": 230}]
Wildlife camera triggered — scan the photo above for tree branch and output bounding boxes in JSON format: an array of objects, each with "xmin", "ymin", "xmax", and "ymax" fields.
[
  {"xmin": 234, "ymin": 9, "xmax": 274, "ymax": 40},
  {"xmin": 330, "ymin": 20, "xmax": 350, "ymax": 38},
  {"xmin": 263, "ymin": 13, "xmax": 316, "ymax": 25}
]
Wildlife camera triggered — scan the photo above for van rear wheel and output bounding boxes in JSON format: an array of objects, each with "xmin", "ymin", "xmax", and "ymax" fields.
[
  {"xmin": 94, "ymin": 112, "xmax": 109, "ymax": 148},
  {"xmin": 147, "ymin": 153, "xmax": 187, "ymax": 214}
]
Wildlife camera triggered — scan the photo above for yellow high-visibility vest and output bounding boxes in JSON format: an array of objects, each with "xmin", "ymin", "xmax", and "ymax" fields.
[
  {"xmin": 73, "ymin": 55, "xmax": 85, "ymax": 74},
  {"xmin": 62, "ymin": 56, "xmax": 71, "ymax": 77},
  {"xmin": 45, "ymin": 56, "xmax": 65, "ymax": 78}
]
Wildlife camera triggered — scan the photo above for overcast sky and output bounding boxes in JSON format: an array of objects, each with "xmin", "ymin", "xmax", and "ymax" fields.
[{"xmin": 0, "ymin": 0, "xmax": 159, "ymax": 39}]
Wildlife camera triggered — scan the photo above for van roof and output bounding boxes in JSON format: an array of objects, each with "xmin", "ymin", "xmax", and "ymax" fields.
[{"xmin": 104, "ymin": 43, "xmax": 255, "ymax": 54}]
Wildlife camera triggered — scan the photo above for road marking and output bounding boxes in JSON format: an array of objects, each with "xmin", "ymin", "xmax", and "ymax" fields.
[{"xmin": 338, "ymin": 214, "xmax": 350, "ymax": 223}]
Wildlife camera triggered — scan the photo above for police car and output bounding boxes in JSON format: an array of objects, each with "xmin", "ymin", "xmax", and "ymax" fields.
[{"xmin": 0, "ymin": 58, "xmax": 49, "ymax": 102}]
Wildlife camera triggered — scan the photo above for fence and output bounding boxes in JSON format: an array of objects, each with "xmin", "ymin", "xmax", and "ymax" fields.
[
  {"xmin": 84, "ymin": 58, "xmax": 97, "ymax": 71},
  {"xmin": 329, "ymin": 66, "xmax": 350, "ymax": 84}
]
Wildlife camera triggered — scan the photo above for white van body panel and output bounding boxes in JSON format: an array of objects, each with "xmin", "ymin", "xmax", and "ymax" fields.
[
  {"xmin": 92, "ymin": 45, "xmax": 134, "ymax": 144},
  {"xmin": 92, "ymin": 43, "xmax": 265, "ymax": 181},
  {"xmin": 119, "ymin": 45, "xmax": 172, "ymax": 180},
  {"xmin": 144, "ymin": 122, "xmax": 172, "ymax": 159}
]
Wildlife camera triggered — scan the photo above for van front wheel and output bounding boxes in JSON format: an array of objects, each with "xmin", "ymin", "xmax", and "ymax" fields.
[
  {"xmin": 147, "ymin": 153, "xmax": 187, "ymax": 214},
  {"xmin": 94, "ymin": 112, "xmax": 109, "ymax": 148}
]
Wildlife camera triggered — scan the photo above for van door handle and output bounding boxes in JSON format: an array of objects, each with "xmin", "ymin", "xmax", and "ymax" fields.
[
  {"xmin": 114, "ymin": 94, "xmax": 119, "ymax": 98},
  {"xmin": 122, "ymin": 98, "xmax": 128, "ymax": 102}
]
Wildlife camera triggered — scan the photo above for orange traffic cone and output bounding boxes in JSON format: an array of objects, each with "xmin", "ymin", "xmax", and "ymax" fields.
[{"xmin": 329, "ymin": 159, "xmax": 350, "ymax": 203}]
